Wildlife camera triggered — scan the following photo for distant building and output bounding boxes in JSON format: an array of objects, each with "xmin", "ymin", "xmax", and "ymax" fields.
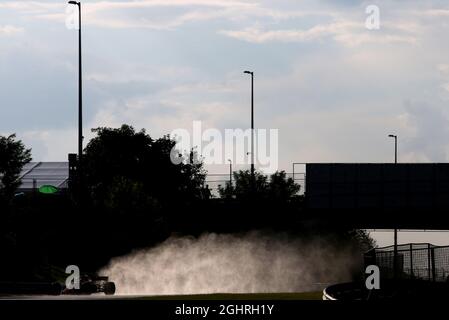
[{"xmin": 17, "ymin": 162, "xmax": 69, "ymax": 193}]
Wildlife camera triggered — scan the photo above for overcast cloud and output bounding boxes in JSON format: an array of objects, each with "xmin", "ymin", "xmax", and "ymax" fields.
[{"xmin": 1, "ymin": 0, "xmax": 449, "ymax": 174}]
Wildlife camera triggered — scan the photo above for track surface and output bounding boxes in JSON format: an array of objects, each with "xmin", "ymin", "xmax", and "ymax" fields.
[{"xmin": 1, "ymin": 292, "xmax": 323, "ymax": 300}]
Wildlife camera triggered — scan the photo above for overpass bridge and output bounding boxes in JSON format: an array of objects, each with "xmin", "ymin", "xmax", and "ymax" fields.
[
  {"xmin": 303, "ymin": 163, "xmax": 449, "ymax": 230},
  {"xmin": 17, "ymin": 161, "xmax": 449, "ymax": 230}
]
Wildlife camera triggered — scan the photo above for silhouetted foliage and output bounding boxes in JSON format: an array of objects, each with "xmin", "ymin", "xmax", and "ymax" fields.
[
  {"xmin": 0, "ymin": 134, "xmax": 32, "ymax": 203},
  {"xmin": 83, "ymin": 124, "xmax": 206, "ymax": 213},
  {"xmin": 218, "ymin": 181, "xmax": 234, "ymax": 199},
  {"xmin": 268, "ymin": 171, "xmax": 301, "ymax": 201},
  {"xmin": 102, "ymin": 176, "xmax": 161, "ymax": 215},
  {"xmin": 348, "ymin": 229, "xmax": 377, "ymax": 252},
  {"xmin": 218, "ymin": 170, "xmax": 300, "ymax": 200}
]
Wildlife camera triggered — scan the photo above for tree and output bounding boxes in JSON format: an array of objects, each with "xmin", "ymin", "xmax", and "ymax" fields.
[
  {"xmin": 218, "ymin": 170, "xmax": 300, "ymax": 200},
  {"xmin": 0, "ymin": 134, "xmax": 32, "ymax": 202},
  {"xmin": 218, "ymin": 181, "xmax": 234, "ymax": 199},
  {"xmin": 83, "ymin": 125, "xmax": 206, "ymax": 212},
  {"xmin": 347, "ymin": 229, "xmax": 377, "ymax": 252},
  {"xmin": 232, "ymin": 170, "xmax": 268, "ymax": 199},
  {"xmin": 267, "ymin": 171, "xmax": 300, "ymax": 201},
  {"xmin": 217, "ymin": 170, "xmax": 269, "ymax": 199}
]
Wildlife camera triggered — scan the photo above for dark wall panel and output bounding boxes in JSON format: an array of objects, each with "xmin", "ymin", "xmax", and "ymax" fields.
[{"xmin": 306, "ymin": 163, "xmax": 449, "ymax": 210}]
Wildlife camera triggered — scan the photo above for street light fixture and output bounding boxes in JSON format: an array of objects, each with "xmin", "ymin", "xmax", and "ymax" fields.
[
  {"xmin": 243, "ymin": 71, "xmax": 255, "ymax": 191},
  {"xmin": 68, "ymin": 1, "xmax": 83, "ymax": 173},
  {"xmin": 389, "ymin": 134, "xmax": 398, "ymax": 279},
  {"xmin": 228, "ymin": 159, "xmax": 232, "ymax": 186},
  {"xmin": 388, "ymin": 134, "xmax": 398, "ymax": 164}
]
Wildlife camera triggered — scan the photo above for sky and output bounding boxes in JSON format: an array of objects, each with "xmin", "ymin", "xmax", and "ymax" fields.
[{"xmin": 1, "ymin": 0, "xmax": 449, "ymax": 175}]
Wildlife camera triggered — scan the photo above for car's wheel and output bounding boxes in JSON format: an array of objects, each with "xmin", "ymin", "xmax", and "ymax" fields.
[{"xmin": 103, "ymin": 282, "xmax": 116, "ymax": 295}]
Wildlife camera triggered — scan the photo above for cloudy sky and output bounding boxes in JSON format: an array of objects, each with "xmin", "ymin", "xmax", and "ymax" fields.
[{"xmin": 1, "ymin": 0, "xmax": 449, "ymax": 174}]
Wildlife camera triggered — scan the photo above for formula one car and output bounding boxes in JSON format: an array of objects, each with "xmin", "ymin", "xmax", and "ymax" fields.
[{"xmin": 62, "ymin": 275, "xmax": 116, "ymax": 295}]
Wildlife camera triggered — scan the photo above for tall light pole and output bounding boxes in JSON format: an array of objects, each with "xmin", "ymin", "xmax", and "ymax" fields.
[
  {"xmin": 243, "ymin": 71, "xmax": 255, "ymax": 190},
  {"xmin": 228, "ymin": 159, "xmax": 232, "ymax": 186},
  {"xmin": 389, "ymin": 134, "xmax": 398, "ymax": 279},
  {"xmin": 389, "ymin": 134, "xmax": 397, "ymax": 164},
  {"xmin": 69, "ymin": 1, "xmax": 83, "ymax": 175}
]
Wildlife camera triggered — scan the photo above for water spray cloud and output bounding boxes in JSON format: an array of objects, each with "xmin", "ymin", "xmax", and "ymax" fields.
[{"xmin": 101, "ymin": 231, "xmax": 361, "ymax": 295}]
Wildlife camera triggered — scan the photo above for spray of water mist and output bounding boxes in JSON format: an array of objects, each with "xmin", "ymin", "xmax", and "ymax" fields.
[{"xmin": 100, "ymin": 231, "xmax": 361, "ymax": 295}]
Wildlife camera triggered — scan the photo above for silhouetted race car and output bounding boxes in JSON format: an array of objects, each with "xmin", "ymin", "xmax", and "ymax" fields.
[{"xmin": 62, "ymin": 275, "xmax": 116, "ymax": 295}]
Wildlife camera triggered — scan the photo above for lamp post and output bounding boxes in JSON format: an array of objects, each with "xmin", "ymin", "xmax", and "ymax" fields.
[
  {"xmin": 68, "ymin": 1, "xmax": 83, "ymax": 175},
  {"xmin": 243, "ymin": 71, "xmax": 255, "ymax": 191},
  {"xmin": 389, "ymin": 134, "xmax": 398, "ymax": 279},
  {"xmin": 388, "ymin": 134, "xmax": 398, "ymax": 164},
  {"xmin": 228, "ymin": 159, "xmax": 232, "ymax": 186}
]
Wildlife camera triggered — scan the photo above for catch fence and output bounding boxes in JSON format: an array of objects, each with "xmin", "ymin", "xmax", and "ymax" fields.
[{"xmin": 365, "ymin": 243, "xmax": 449, "ymax": 282}]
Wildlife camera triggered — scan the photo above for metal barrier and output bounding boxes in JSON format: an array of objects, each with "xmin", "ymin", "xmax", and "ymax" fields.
[
  {"xmin": 365, "ymin": 243, "xmax": 449, "ymax": 282},
  {"xmin": 18, "ymin": 178, "xmax": 68, "ymax": 192}
]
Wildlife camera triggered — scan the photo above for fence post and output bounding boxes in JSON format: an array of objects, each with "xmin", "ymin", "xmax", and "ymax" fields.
[
  {"xmin": 431, "ymin": 247, "xmax": 436, "ymax": 282},
  {"xmin": 32, "ymin": 178, "xmax": 37, "ymax": 196},
  {"xmin": 428, "ymin": 244, "xmax": 431, "ymax": 281},
  {"xmin": 409, "ymin": 243, "xmax": 413, "ymax": 279}
]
